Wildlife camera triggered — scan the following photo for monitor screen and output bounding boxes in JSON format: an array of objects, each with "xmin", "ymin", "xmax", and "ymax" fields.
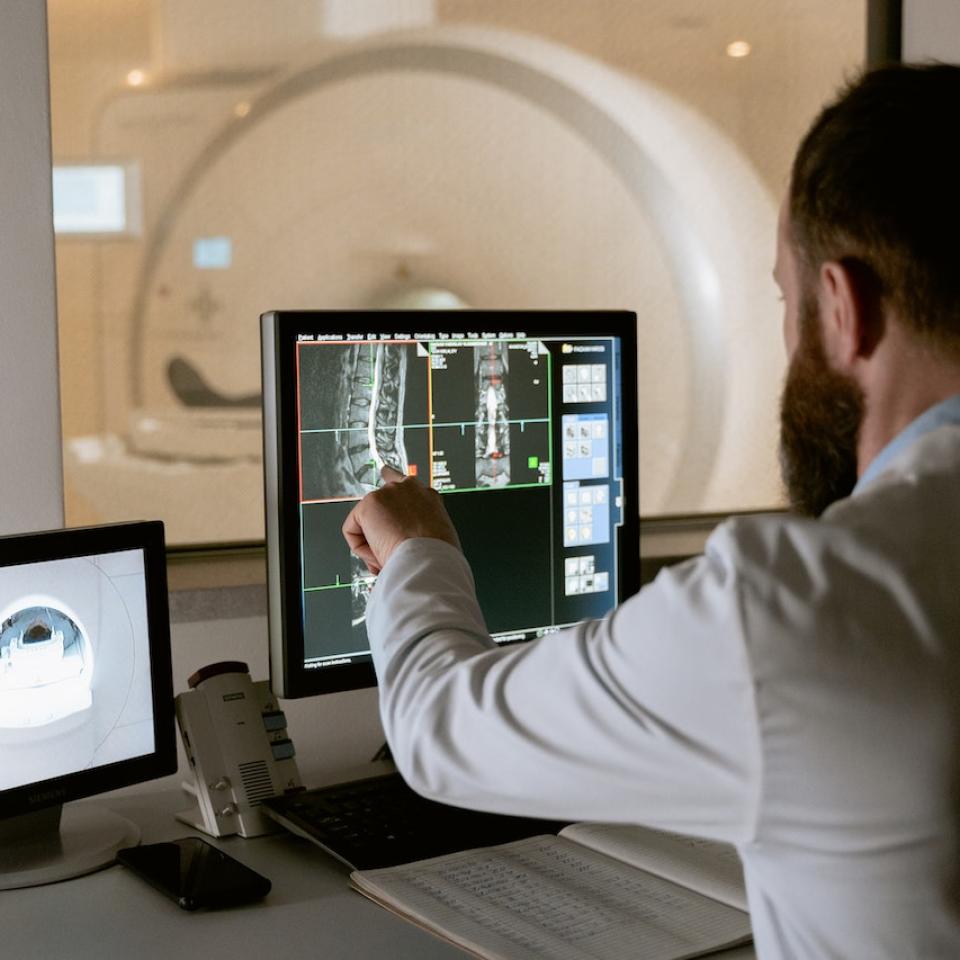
[
  {"xmin": 52, "ymin": 163, "xmax": 142, "ymax": 236},
  {"xmin": 0, "ymin": 522, "xmax": 175, "ymax": 820},
  {"xmin": 262, "ymin": 311, "xmax": 639, "ymax": 698}
]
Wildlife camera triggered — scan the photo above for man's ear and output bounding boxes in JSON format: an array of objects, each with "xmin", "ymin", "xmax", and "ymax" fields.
[{"xmin": 818, "ymin": 257, "xmax": 883, "ymax": 369}]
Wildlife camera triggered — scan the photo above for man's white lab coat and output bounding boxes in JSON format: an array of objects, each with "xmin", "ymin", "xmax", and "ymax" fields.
[{"xmin": 367, "ymin": 422, "xmax": 960, "ymax": 959}]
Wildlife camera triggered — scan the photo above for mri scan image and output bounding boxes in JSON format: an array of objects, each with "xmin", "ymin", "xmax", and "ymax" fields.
[
  {"xmin": 0, "ymin": 605, "xmax": 93, "ymax": 727},
  {"xmin": 474, "ymin": 342, "xmax": 512, "ymax": 488},
  {"xmin": 299, "ymin": 342, "xmax": 428, "ymax": 499},
  {"xmin": 0, "ymin": 552, "xmax": 155, "ymax": 793}
]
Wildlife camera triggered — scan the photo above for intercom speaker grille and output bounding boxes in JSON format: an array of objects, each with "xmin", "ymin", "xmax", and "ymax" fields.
[{"xmin": 238, "ymin": 760, "xmax": 275, "ymax": 803}]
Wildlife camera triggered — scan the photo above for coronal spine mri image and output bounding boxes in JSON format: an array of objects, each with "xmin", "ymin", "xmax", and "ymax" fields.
[
  {"xmin": 428, "ymin": 339, "xmax": 550, "ymax": 493},
  {"xmin": 475, "ymin": 342, "xmax": 511, "ymax": 487},
  {"xmin": 0, "ymin": 604, "xmax": 93, "ymax": 726}
]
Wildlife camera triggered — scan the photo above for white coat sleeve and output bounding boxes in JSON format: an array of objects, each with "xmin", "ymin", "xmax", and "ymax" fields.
[{"xmin": 365, "ymin": 535, "xmax": 762, "ymax": 844}]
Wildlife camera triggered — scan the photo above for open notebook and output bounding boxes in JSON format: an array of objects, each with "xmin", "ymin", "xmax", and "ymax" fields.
[{"xmin": 351, "ymin": 821, "xmax": 751, "ymax": 960}]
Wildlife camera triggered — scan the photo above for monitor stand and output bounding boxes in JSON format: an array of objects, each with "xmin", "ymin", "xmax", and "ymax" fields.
[{"xmin": 0, "ymin": 803, "xmax": 140, "ymax": 891}]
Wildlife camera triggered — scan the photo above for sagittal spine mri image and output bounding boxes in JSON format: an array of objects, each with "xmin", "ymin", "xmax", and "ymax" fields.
[{"xmin": 300, "ymin": 342, "xmax": 424, "ymax": 499}]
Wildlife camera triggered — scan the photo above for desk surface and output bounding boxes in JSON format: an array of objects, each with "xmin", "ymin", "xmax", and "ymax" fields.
[{"xmin": 3, "ymin": 787, "xmax": 756, "ymax": 960}]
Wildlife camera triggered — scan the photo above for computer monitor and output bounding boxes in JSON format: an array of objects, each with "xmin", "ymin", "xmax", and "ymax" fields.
[
  {"xmin": 261, "ymin": 311, "xmax": 639, "ymax": 699},
  {"xmin": 0, "ymin": 521, "xmax": 176, "ymax": 890}
]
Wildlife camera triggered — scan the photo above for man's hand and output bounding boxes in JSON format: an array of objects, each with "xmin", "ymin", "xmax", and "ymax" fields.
[{"xmin": 342, "ymin": 466, "xmax": 461, "ymax": 575}]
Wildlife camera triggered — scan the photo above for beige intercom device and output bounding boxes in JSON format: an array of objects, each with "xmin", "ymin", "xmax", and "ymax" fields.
[{"xmin": 175, "ymin": 661, "xmax": 302, "ymax": 838}]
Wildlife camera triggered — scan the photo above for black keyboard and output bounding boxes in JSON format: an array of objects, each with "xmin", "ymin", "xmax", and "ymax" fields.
[{"xmin": 260, "ymin": 772, "xmax": 565, "ymax": 870}]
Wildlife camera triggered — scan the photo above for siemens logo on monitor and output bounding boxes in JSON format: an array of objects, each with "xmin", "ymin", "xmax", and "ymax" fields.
[{"xmin": 27, "ymin": 787, "xmax": 67, "ymax": 807}]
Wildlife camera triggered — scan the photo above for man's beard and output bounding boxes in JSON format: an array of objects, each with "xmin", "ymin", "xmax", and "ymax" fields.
[{"xmin": 778, "ymin": 297, "xmax": 864, "ymax": 517}]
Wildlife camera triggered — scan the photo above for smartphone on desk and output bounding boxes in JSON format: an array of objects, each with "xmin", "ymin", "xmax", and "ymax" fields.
[{"xmin": 118, "ymin": 837, "xmax": 271, "ymax": 910}]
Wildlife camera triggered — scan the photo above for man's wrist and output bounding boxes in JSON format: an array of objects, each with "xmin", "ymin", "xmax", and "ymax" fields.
[{"xmin": 380, "ymin": 534, "xmax": 460, "ymax": 571}]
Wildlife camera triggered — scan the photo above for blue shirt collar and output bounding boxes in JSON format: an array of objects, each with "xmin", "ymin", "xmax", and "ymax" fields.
[{"xmin": 855, "ymin": 393, "xmax": 960, "ymax": 492}]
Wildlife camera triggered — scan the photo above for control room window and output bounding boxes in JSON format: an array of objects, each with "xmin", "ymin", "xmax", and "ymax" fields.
[{"xmin": 47, "ymin": 0, "xmax": 866, "ymax": 545}]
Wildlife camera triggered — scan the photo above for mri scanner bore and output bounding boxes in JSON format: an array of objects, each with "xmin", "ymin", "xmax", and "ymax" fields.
[
  {"xmin": 0, "ymin": 605, "xmax": 93, "ymax": 727},
  {"xmin": 0, "ymin": 553, "xmax": 155, "ymax": 792}
]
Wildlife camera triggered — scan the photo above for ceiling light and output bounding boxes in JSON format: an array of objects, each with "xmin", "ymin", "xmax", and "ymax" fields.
[
  {"xmin": 726, "ymin": 40, "xmax": 752, "ymax": 59},
  {"xmin": 126, "ymin": 69, "xmax": 148, "ymax": 87},
  {"xmin": 234, "ymin": 101, "xmax": 251, "ymax": 119}
]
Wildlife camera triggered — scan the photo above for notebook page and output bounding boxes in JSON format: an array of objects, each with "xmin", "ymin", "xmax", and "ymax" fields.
[
  {"xmin": 561, "ymin": 823, "xmax": 748, "ymax": 911},
  {"xmin": 352, "ymin": 835, "xmax": 751, "ymax": 960}
]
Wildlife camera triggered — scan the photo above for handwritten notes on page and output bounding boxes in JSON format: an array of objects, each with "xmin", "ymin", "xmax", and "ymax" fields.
[
  {"xmin": 561, "ymin": 822, "xmax": 748, "ymax": 912},
  {"xmin": 352, "ymin": 834, "xmax": 751, "ymax": 960}
]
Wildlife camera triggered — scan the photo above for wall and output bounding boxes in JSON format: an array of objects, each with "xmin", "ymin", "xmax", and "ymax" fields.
[
  {"xmin": 903, "ymin": 0, "xmax": 960, "ymax": 61},
  {"xmin": 47, "ymin": 2, "xmax": 866, "ymax": 535},
  {"xmin": 0, "ymin": 0, "xmax": 64, "ymax": 534}
]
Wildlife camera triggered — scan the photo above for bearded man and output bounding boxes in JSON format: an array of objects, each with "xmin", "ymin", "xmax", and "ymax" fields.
[{"xmin": 343, "ymin": 64, "xmax": 960, "ymax": 958}]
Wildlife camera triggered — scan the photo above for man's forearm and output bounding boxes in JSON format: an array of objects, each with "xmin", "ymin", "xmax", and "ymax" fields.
[
  {"xmin": 364, "ymin": 532, "xmax": 757, "ymax": 833},
  {"xmin": 366, "ymin": 538, "xmax": 496, "ymax": 791}
]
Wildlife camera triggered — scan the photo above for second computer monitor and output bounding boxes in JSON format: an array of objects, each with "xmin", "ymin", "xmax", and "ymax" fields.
[{"xmin": 262, "ymin": 311, "xmax": 639, "ymax": 698}]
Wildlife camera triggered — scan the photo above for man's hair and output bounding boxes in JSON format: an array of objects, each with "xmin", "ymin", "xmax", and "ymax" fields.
[{"xmin": 789, "ymin": 63, "xmax": 960, "ymax": 348}]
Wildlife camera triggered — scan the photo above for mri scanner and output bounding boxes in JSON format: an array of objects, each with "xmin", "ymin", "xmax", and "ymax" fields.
[
  {"xmin": 0, "ymin": 599, "xmax": 94, "ymax": 726},
  {"xmin": 65, "ymin": 26, "xmax": 783, "ymax": 544}
]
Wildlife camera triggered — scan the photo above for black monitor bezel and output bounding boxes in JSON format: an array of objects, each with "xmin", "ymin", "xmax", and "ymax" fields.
[
  {"xmin": 0, "ymin": 521, "xmax": 176, "ymax": 820},
  {"xmin": 262, "ymin": 310, "xmax": 640, "ymax": 699}
]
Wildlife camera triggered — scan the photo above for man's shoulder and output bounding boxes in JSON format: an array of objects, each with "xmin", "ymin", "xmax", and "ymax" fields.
[
  {"xmin": 706, "ymin": 511, "xmax": 840, "ymax": 580},
  {"xmin": 704, "ymin": 454, "xmax": 960, "ymax": 662},
  {"xmin": 713, "ymin": 425, "xmax": 960, "ymax": 569},
  {"xmin": 704, "ymin": 506, "xmax": 896, "ymax": 632}
]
